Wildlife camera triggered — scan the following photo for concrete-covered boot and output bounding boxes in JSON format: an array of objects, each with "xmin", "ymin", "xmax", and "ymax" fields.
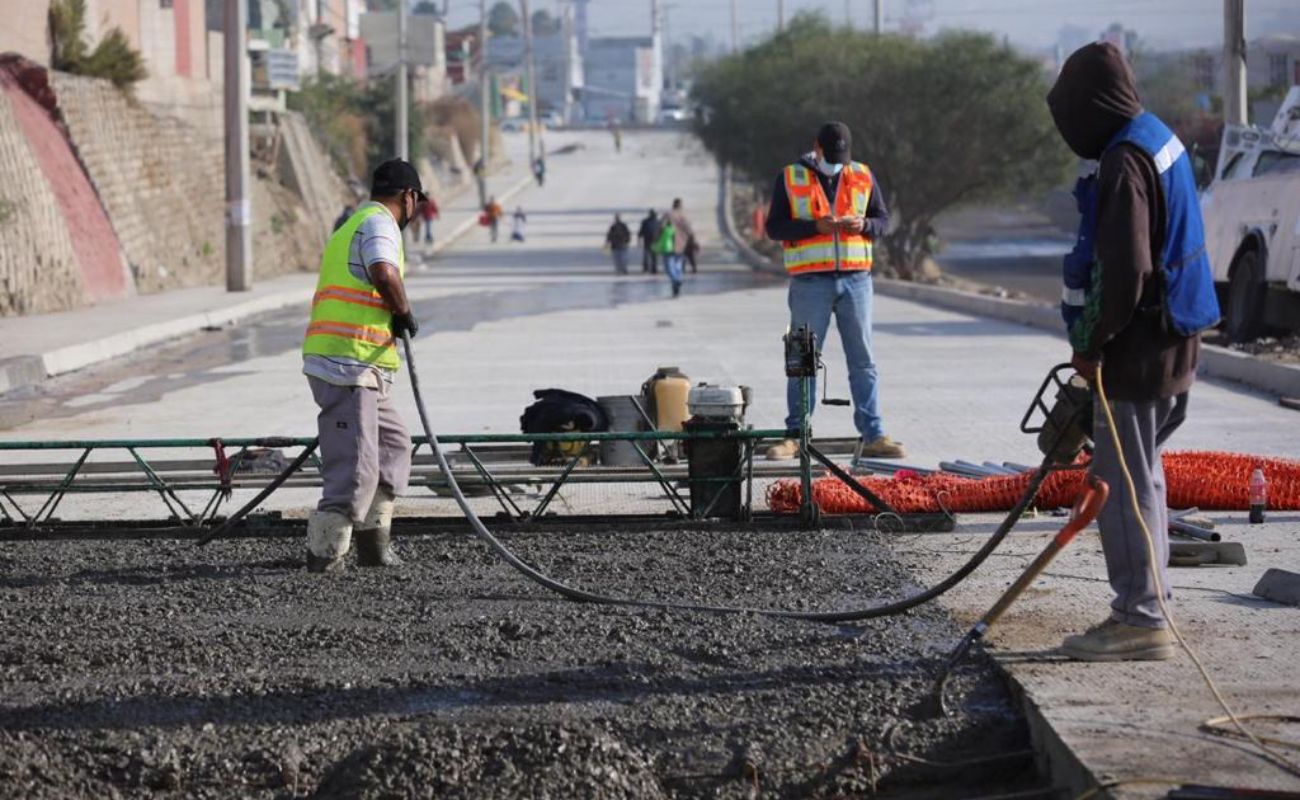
[
  {"xmin": 355, "ymin": 489, "xmax": 402, "ymax": 567},
  {"xmin": 306, "ymin": 509, "xmax": 353, "ymax": 573}
]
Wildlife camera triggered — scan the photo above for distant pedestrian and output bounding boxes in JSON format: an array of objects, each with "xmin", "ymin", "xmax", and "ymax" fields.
[
  {"xmin": 332, "ymin": 204, "xmax": 354, "ymax": 232},
  {"xmin": 662, "ymin": 197, "xmax": 694, "ymax": 298},
  {"xmin": 638, "ymin": 209, "xmax": 660, "ymax": 273},
  {"xmin": 605, "ymin": 213, "xmax": 632, "ymax": 274},
  {"xmin": 511, "ymin": 206, "xmax": 527, "ymax": 242},
  {"xmin": 420, "ymin": 196, "xmax": 439, "ymax": 245},
  {"xmin": 610, "ymin": 121, "xmax": 623, "ymax": 153},
  {"xmin": 483, "ymin": 197, "xmax": 503, "ymax": 243},
  {"xmin": 533, "ymin": 156, "xmax": 546, "ymax": 187},
  {"xmin": 473, "ymin": 158, "xmax": 487, "ymax": 206},
  {"xmin": 684, "ymin": 233, "xmax": 700, "ymax": 274}
]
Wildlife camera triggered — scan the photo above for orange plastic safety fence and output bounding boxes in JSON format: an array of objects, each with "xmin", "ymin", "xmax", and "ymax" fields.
[{"xmin": 766, "ymin": 451, "xmax": 1300, "ymax": 515}]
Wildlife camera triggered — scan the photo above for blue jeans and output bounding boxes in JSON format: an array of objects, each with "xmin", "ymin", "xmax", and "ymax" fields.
[
  {"xmin": 664, "ymin": 253, "xmax": 685, "ymax": 286},
  {"xmin": 784, "ymin": 271, "xmax": 883, "ymax": 440}
]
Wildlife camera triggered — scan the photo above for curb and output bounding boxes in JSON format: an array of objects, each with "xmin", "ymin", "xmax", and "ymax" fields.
[
  {"xmin": 713, "ymin": 176, "xmax": 1300, "ymax": 400},
  {"xmin": 1, "ymin": 169, "xmax": 536, "ymax": 395},
  {"xmin": 717, "ymin": 164, "xmax": 784, "ymax": 275},
  {"xmin": 870, "ymin": 278, "xmax": 1300, "ymax": 399}
]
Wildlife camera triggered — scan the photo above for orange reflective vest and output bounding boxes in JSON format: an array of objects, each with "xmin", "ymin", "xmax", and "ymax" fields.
[
  {"xmin": 302, "ymin": 205, "xmax": 405, "ymax": 370},
  {"xmin": 780, "ymin": 161, "xmax": 874, "ymax": 274}
]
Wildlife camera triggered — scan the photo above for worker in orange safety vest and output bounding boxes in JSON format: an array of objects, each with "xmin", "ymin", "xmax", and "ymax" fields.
[{"xmin": 763, "ymin": 121, "xmax": 904, "ymax": 462}]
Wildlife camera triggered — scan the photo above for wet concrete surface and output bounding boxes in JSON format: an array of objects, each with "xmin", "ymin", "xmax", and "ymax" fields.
[
  {"xmin": 0, "ymin": 525, "xmax": 1047, "ymax": 798},
  {"xmin": 0, "ymin": 270, "xmax": 775, "ymax": 432}
]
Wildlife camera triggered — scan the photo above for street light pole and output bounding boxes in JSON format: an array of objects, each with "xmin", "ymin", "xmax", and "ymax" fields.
[
  {"xmin": 397, "ymin": 0, "xmax": 409, "ymax": 160},
  {"xmin": 478, "ymin": 0, "xmax": 490, "ymax": 206},
  {"xmin": 1223, "ymin": 0, "xmax": 1247, "ymax": 126},
  {"xmin": 874, "ymin": 0, "xmax": 883, "ymax": 35},
  {"xmin": 223, "ymin": 0, "xmax": 251, "ymax": 292},
  {"xmin": 520, "ymin": 0, "xmax": 540, "ymax": 165},
  {"xmin": 776, "ymin": 0, "xmax": 785, "ymax": 32},
  {"xmin": 730, "ymin": 0, "xmax": 738, "ymax": 53}
]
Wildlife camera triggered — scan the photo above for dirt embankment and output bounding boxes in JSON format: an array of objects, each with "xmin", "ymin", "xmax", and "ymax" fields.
[{"xmin": 0, "ymin": 526, "xmax": 1042, "ymax": 798}]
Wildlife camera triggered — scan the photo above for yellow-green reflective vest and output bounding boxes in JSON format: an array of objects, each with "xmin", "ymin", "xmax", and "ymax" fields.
[{"xmin": 302, "ymin": 205, "xmax": 405, "ymax": 370}]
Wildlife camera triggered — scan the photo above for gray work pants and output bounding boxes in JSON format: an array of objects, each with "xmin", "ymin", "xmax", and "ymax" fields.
[
  {"xmin": 1089, "ymin": 392, "xmax": 1188, "ymax": 629},
  {"xmin": 308, "ymin": 377, "xmax": 412, "ymax": 522}
]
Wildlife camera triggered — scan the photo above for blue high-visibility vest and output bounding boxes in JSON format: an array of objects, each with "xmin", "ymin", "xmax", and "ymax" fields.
[
  {"xmin": 1061, "ymin": 172, "xmax": 1098, "ymax": 328},
  {"xmin": 1063, "ymin": 112, "xmax": 1220, "ymax": 338}
]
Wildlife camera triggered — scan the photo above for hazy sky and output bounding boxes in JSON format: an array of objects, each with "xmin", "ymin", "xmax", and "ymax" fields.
[{"xmin": 441, "ymin": 0, "xmax": 1300, "ymax": 53}]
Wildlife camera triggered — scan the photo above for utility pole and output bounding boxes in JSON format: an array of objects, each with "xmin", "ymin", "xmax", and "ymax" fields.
[
  {"xmin": 1223, "ymin": 0, "xmax": 1247, "ymax": 126},
  {"xmin": 844, "ymin": 0, "xmax": 852, "ymax": 28},
  {"xmin": 776, "ymin": 0, "xmax": 785, "ymax": 32},
  {"xmin": 873, "ymin": 0, "xmax": 883, "ymax": 35},
  {"xmin": 520, "ymin": 0, "xmax": 541, "ymax": 166},
  {"xmin": 223, "ymin": 0, "xmax": 251, "ymax": 292},
  {"xmin": 729, "ymin": 0, "xmax": 738, "ymax": 53},
  {"xmin": 662, "ymin": 2, "xmax": 675, "ymax": 90},
  {"xmin": 397, "ymin": 0, "xmax": 409, "ymax": 160},
  {"xmin": 478, "ymin": 0, "xmax": 490, "ymax": 206}
]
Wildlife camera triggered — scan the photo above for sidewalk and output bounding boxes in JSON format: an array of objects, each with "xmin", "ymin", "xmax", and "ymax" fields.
[{"xmin": 0, "ymin": 160, "xmax": 535, "ymax": 395}]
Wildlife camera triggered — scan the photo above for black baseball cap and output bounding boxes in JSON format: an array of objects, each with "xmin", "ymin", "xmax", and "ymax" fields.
[
  {"xmin": 816, "ymin": 121, "xmax": 852, "ymax": 164},
  {"xmin": 371, "ymin": 158, "xmax": 428, "ymax": 202}
]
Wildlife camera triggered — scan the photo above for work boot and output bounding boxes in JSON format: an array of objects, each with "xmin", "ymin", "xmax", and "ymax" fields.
[
  {"xmin": 306, "ymin": 510, "xmax": 353, "ymax": 573},
  {"xmin": 355, "ymin": 489, "xmax": 402, "ymax": 567},
  {"xmin": 858, "ymin": 435, "xmax": 906, "ymax": 459},
  {"xmin": 1059, "ymin": 619, "xmax": 1175, "ymax": 662},
  {"xmin": 765, "ymin": 438, "xmax": 800, "ymax": 461}
]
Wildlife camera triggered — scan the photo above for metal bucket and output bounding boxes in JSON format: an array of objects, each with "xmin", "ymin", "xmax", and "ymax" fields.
[{"xmin": 597, "ymin": 395, "xmax": 642, "ymax": 467}]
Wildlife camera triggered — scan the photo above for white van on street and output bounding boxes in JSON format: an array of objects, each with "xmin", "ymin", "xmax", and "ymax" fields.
[{"xmin": 1201, "ymin": 86, "xmax": 1300, "ymax": 341}]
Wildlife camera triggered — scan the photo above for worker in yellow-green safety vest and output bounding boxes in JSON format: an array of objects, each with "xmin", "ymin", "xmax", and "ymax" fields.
[
  {"xmin": 764, "ymin": 122, "xmax": 904, "ymax": 463},
  {"xmin": 301, "ymin": 159, "xmax": 425, "ymax": 573}
]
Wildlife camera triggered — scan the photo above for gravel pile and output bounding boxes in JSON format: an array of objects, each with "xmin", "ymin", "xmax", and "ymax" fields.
[{"xmin": 0, "ymin": 524, "xmax": 1042, "ymax": 797}]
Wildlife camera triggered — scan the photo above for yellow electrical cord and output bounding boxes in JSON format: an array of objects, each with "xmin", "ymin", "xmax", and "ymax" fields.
[
  {"xmin": 1093, "ymin": 364, "xmax": 1300, "ymax": 780},
  {"xmin": 1074, "ymin": 777, "xmax": 1183, "ymax": 800}
]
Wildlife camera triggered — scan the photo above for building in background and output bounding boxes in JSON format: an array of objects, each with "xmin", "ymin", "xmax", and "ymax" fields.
[
  {"xmin": 487, "ymin": 33, "xmax": 582, "ymax": 118},
  {"xmin": 582, "ymin": 36, "xmax": 661, "ymax": 124},
  {"xmin": 1181, "ymin": 35, "xmax": 1300, "ymax": 122},
  {"xmin": 360, "ymin": 10, "xmax": 447, "ymax": 104}
]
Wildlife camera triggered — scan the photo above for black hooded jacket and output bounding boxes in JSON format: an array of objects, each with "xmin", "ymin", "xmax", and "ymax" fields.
[{"xmin": 1048, "ymin": 42, "xmax": 1198, "ymax": 402}]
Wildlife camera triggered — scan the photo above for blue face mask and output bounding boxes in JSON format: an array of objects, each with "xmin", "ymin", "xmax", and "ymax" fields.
[{"xmin": 816, "ymin": 155, "xmax": 844, "ymax": 176}]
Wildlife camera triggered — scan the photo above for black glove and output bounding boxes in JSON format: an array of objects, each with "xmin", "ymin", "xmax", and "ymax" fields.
[{"xmin": 391, "ymin": 312, "xmax": 419, "ymax": 339}]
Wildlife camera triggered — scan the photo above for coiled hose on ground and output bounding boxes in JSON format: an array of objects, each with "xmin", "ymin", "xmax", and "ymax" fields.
[{"xmin": 400, "ymin": 333, "xmax": 1058, "ymax": 623}]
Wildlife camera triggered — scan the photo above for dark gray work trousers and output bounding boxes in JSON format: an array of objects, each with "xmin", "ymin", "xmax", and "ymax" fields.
[
  {"xmin": 1089, "ymin": 392, "xmax": 1188, "ymax": 629},
  {"xmin": 308, "ymin": 377, "xmax": 412, "ymax": 522}
]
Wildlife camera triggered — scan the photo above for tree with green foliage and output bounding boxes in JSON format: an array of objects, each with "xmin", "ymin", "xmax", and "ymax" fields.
[
  {"xmin": 488, "ymin": 1, "xmax": 519, "ymax": 37},
  {"xmin": 413, "ymin": 1, "xmax": 440, "ymax": 14},
  {"xmin": 49, "ymin": 0, "xmax": 147, "ymax": 90},
  {"xmin": 692, "ymin": 15, "xmax": 1071, "ymax": 278}
]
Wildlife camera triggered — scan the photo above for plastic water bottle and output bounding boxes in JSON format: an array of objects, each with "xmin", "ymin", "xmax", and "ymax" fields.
[{"xmin": 1249, "ymin": 468, "xmax": 1267, "ymax": 524}]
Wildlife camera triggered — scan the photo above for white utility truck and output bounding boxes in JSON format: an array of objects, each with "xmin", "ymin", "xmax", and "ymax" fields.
[{"xmin": 1201, "ymin": 86, "xmax": 1300, "ymax": 341}]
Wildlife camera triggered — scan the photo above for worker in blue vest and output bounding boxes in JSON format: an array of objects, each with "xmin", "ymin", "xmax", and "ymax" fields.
[{"xmin": 1047, "ymin": 43, "xmax": 1219, "ymax": 661}]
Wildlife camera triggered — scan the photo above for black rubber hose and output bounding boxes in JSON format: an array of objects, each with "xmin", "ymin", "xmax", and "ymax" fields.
[
  {"xmin": 402, "ymin": 333, "xmax": 1056, "ymax": 623},
  {"xmin": 195, "ymin": 440, "xmax": 319, "ymax": 547}
]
